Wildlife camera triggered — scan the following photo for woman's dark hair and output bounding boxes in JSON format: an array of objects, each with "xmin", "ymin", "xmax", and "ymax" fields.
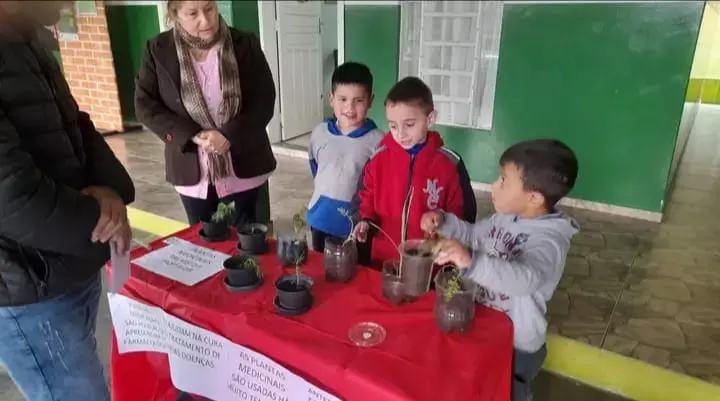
[{"xmin": 500, "ymin": 139, "xmax": 579, "ymax": 209}]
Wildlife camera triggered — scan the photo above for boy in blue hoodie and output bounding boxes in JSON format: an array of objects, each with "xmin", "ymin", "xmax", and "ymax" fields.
[
  {"xmin": 307, "ymin": 62, "xmax": 384, "ymax": 251},
  {"xmin": 421, "ymin": 139, "xmax": 580, "ymax": 401}
]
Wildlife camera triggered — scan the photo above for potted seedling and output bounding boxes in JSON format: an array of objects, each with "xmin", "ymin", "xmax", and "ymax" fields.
[
  {"xmin": 201, "ymin": 202, "xmax": 235, "ymax": 241},
  {"xmin": 323, "ymin": 207, "xmax": 359, "ymax": 283},
  {"xmin": 277, "ymin": 207, "xmax": 309, "ymax": 267},
  {"xmin": 237, "ymin": 220, "xmax": 269, "ymax": 255},
  {"xmin": 274, "ymin": 251, "xmax": 313, "ymax": 314},
  {"xmin": 223, "ymin": 254, "xmax": 263, "ymax": 292},
  {"xmin": 399, "ymin": 239, "xmax": 436, "ymax": 297},
  {"xmin": 434, "ymin": 266, "xmax": 476, "ymax": 333},
  {"xmin": 396, "ymin": 190, "xmax": 436, "ymax": 297}
]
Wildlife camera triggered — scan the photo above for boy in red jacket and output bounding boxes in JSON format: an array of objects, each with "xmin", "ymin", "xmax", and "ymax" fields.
[{"xmin": 352, "ymin": 77, "xmax": 477, "ymax": 266}]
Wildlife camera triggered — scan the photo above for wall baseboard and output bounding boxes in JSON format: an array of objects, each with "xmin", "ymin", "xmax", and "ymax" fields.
[{"xmin": 271, "ymin": 144, "xmax": 663, "ymax": 223}]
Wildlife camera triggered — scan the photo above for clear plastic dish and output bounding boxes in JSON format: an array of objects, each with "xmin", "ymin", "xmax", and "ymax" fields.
[{"xmin": 348, "ymin": 322, "xmax": 387, "ymax": 347}]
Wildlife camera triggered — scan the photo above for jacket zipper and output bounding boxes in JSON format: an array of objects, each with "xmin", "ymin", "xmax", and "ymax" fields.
[{"xmin": 401, "ymin": 155, "xmax": 416, "ymax": 244}]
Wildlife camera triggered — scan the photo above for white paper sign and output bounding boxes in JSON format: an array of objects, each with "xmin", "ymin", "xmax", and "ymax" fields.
[
  {"xmin": 108, "ymin": 294, "xmax": 341, "ymax": 401},
  {"xmin": 109, "ymin": 243, "xmax": 131, "ymax": 293},
  {"xmin": 132, "ymin": 241, "xmax": 228, "ymax": 286},
  {"xmin": 108, "ymin": 294, "xmax": 169, "ymax": 354}
]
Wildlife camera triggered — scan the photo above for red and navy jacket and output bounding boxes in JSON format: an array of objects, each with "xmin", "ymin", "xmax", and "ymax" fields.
[{"xmin": 352, "ymin": 131, "xmax": 477, "ymax": 266}]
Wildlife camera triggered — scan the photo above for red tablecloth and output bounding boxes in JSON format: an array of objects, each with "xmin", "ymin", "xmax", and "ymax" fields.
[{"xmin": 110, "ymin": 226, "xmax": 513, "ymax": 401}]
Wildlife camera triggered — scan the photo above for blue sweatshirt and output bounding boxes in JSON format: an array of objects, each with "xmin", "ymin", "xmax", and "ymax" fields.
[{"xmin": 307, "ymin": 119, "xmax": 384, "ymax": 237}]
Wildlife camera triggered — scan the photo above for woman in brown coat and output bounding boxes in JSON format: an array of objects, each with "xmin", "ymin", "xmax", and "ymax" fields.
[{"xmin": 135, "ymin": 0, "xmax": 276, "ymax": 228}]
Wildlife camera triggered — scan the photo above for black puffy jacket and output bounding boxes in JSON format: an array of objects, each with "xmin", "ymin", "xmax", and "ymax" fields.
[{"xmin": 0, "ymin": 16, "xmax": 135, "ymax": 306}]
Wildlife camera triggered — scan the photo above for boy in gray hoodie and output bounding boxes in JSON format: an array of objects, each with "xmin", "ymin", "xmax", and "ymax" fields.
[{"xmin": 421, "ymin": 139, "xmax": 579, "ymax": 401}]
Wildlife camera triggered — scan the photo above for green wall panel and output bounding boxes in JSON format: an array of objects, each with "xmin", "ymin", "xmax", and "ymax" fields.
[
  {"xmin": 231, "ymin": 0, "xmax": 260, "ymax": 35},
  {"xmin": 229, "ymin": 0, "xmax": 263, "ymax": 222},
  {"xmin": 344, "ymin": 6, "xmax": 399, "ymax": 130},
  {"xmin": 344, "ymin": 3, "xmax": 702, "ymax": 213},
  {"xmin": 106, "ymin": 5, "xmax": 160, "ymax": 122}
]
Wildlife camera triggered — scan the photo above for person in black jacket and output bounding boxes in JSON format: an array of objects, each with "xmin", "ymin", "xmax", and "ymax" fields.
[{"xmin": 0, "ymin": 2, "xmax": 135, "ymax": 400}]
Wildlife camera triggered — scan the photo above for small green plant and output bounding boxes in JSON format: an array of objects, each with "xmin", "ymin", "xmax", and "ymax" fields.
[
  {"xmin": 295, "ymin": 250, "xmax": 306, "ymax": 285},
  {"xmin": 293, "ymin": 206, "xmax": 308, "ymax": 241},
  {"xmin": 336, "ymin": 207, "xmax": 356, "ymax": 245},
  {"xmin": 211, "ymin": 201, "xmax": 235, "ymax": 224},
  {"xmin": 241, "ymin": 257, "xmax": 262, "ymax": 279},
  {"xmin": 443, "ymin": 266, "xmax": 464, "ymax": 303}
]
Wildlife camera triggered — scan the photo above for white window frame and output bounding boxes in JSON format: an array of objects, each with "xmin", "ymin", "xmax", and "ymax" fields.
[{"xmin": 399, "ymin": 1, "xmax": 504, "ymax": 131}]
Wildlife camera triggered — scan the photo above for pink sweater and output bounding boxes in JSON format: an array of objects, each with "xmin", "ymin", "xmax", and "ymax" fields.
[{"xmin": 175, "ymin": 48, "xmax": 273, "ymax": 199}]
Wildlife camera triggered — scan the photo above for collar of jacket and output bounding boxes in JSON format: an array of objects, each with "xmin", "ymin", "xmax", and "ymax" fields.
[
  {"xmin": 381, "ymin": 130, "xmax": 445, "ymax": 159},
  {"xmin": 150, "ymin": 28, "xmax": 255, "ymax": 94}
]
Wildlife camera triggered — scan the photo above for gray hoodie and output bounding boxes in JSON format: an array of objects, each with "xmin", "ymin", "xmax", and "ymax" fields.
[{"xmin": 438, "ymin": 211, "xmax": 579, "ymax": 352}]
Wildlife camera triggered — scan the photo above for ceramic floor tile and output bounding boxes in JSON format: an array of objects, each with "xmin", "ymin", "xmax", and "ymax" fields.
[{"xmin": 605, "ymin": 259, "xmax": 720, "ymax": 382}]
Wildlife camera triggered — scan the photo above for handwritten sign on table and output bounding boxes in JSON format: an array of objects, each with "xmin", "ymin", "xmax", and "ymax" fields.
[
  {"xmin": 132, "ymin": 240, "xmax": 228, "ymax": 286},
  {"xmin": 108, "ymin": 294, "xmax": 341, "ymax": 401}
]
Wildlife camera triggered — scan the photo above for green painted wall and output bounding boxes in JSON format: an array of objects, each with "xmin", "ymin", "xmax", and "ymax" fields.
[
  {"xmin": 53, "ymin": 50, "xmax": 62, "ymax": 72},
  {"xmin": 230, "ymin": 0, "xmax": 260, "ymax": 35},
  {"xmin": 226, "ymin": 0, "xmax": 267, "ymax": 224},
  {"xmin": 106, "ymin": 5, "xmax": 160, "ymax": 122},
  {"xmin": 344, "ymin": 6, "xmax": 399, "ymax": 127},
  {"xmin": 345, "ymin": 3, "xmax": 703, "ymax": 213}
]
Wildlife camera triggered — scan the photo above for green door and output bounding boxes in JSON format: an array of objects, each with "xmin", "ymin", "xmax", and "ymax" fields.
[{"xmin": 106, "ymin": 4, "xmax": 161, "ymax": 123}]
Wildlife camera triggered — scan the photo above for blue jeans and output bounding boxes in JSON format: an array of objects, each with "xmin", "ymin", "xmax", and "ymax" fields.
[{"xmin": 0, "ymin": 273, "xmax": 110, "ymax": 401}]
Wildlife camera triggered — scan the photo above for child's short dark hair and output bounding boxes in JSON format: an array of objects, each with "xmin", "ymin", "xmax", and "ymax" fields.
[
  {"xmin": 331, "ymin": 62, "xmax": 373, "ymax": 95},
  {"xmin": 385, "ymin": 77, "xmax": 434, "ymax": 115},
  {"xmin": 500, "ymin": 139, "xmax": 579, "ymax": 209}
]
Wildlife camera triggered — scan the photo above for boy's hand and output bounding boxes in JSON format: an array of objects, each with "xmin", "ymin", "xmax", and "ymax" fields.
[
  {"xmin": 353, "ymin": 221, "xmax": 370, "ymax": 242},
  {"xmin": 421, "ymin": 211, "xmax": 444, "ymax": 234},
  {"xmin": 433, "ymin": 239, "xmax": 472, "ymax": 269}
]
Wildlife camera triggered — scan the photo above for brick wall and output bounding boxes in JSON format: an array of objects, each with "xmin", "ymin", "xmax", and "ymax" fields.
[{"xmin": 59, "ymin": 1, "xmax": 123, "ymax": 132}]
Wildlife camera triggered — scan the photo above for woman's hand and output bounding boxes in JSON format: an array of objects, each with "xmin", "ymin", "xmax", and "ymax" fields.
[{"xmin": 194, "ymin": 130, "xmax": 230, "ymax": 154}]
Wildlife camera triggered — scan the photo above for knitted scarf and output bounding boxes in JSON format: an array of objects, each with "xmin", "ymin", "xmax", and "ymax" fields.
[{"xmin": 173, "ymin": 17, "xmax": 241, "ymax": 180}]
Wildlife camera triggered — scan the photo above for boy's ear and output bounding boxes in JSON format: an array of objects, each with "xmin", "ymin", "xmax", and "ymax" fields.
[
  {"xmin": 328, "ymin": 92, "xmax": 335, "ymax": 107},
  {"xmin": 368, "ymin": 93, "xmax": 375, "ymax": 109},
  {"xmin": 528, "ymin": 191, "xmax": 546, "ymax": 210},
  {"xmin": 427, "ymin": 110, "xmax": 437, "ymax": 128}
]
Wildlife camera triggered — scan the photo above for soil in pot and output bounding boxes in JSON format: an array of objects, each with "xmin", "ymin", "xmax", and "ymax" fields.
[
  {"xmin": 237, "ymin": 223, "xmax": 268, "ymax": 254},
  {"xmin": 324, "ymin": 237, "xmax": 358, "ymax": 283},
  {"xmin": 201, "ymin": 220, "xmax": 229, "ymax": 240},
  {"xmin": 434, "ymin": 269, "xmax": 475, "ymax": 333},
  {"xmin": 398, "ymin": 240, "xmax": 434, "ymax": 297},
  {"xmin": 277, "ymin": 235, "xmax": 309, "ymax": 267},
  {"xmin": 223, "ymin": 255, "xmax": 262, "ymax": 288},
  {"xmin": 275, "ymin": 274, "xmax": 313, "ymax": 310}
]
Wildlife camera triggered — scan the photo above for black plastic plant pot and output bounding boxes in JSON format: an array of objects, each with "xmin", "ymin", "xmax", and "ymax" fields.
[
  {"xmin": 324, "ymin": 237, "xmax": 358, "ymax": 283},
  {"xmin": 201, "ymin": 220, "xmax": 229, "ymax": 239},
  {"xmin": 237, "ymin": 223, "xmax": 268, "ymax": 254},
  {"xmin": 277, "ymin": 235, "xmax": 309, "ymax": 267},
  {"xmin": 275, "ymin": 274, "xmax": 313, "ymax": 310},
  {"xmin": 223, "ymin": 255, "xmax": 261, "ymax": 288}
]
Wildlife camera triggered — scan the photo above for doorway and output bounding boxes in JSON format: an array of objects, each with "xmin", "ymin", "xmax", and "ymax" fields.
[{"xmin": 258, "ymin": 0, "xmax": 343, "ymax": 145}]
